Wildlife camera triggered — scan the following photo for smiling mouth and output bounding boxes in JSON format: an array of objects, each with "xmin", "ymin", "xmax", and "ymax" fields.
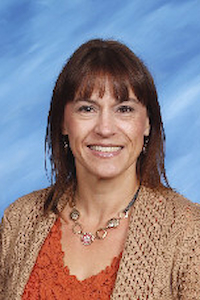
[{"xmin": 88, "ymin": 145, "xmax": 123, "ymax": 153}]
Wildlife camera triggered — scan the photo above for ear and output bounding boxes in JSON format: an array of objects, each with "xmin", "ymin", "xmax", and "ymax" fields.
[
  {"xmin": 62, "ymin": 125, "xmax": 68, "ymax": 135},
  {"xmin": 144, "ymin": 116, "xmax": 150, "ymax": 136},
  {"xmin": 62, "ymin": 108, "xmax": 68, "ymax": 135},
  {"xmin": 62, "ymin": 104, "xmax": 70, "ymax": 135}
]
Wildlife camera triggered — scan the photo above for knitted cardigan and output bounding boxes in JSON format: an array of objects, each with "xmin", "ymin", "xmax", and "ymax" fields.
[{"xmin": 1, "ymin": 186, "xmax": 200, "ymax": 300}]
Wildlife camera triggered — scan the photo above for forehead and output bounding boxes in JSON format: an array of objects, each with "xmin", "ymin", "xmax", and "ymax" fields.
[
  {"xmin": 74, "ymin": 73, "xmax": 138, "ymax": 104},
  {"xmin": 89, "ymin": 83, "xmax": 138, "ymax": 102}
]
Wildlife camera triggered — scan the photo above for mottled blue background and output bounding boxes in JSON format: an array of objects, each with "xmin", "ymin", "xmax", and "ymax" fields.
[{"xmin": 1, "ymin": 0, "xmax": 200, "ymax": 217}]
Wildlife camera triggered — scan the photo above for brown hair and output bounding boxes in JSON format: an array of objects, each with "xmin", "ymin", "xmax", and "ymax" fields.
[{"xmin": 45, "ymin": 38, "xmax": 169, "ymax": 213}]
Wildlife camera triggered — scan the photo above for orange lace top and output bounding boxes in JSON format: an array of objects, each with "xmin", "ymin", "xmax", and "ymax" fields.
[{"xmin": 22, "ymin": 218, "xmax": 121, "ymax": 300}]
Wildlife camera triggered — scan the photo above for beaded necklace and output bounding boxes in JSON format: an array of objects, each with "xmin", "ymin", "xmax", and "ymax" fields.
[{"xmin": 68, "ymin": 185, "xmax": 140, "ymax": 246}]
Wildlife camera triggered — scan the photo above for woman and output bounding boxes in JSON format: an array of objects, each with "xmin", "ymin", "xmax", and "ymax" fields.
[{"xmin": 1, "ymin": 39, "xmax": 200, "ymax": 299}]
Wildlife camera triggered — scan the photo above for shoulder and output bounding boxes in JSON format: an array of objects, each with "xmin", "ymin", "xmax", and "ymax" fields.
[
  {"xmin": 139, "ymin": 186, "xmax": 200, "ymax": 266},
  {"xmin": 0, "ymin": 188, "xmax": 55, "ymax": 262},
  {"xmin": 1, "ymin": 188, "xmax": 53, "ymax": 236},
  {"xmin": 159, "ymin": 187, "xmax": 200, "ymax": 220},
  {"xmin": 141, "ymin": 185, "xmax": 200, "ymax": 231},
  {"xmin": 3, "ymin": 188, "xmax": 51, "ymax": 221},
  {"xmin": 151, "ymin": 187, "xmax": 200, "ymax": 234}
]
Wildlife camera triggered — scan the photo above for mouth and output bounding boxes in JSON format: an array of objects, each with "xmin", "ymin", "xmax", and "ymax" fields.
[
  {"xmin": 87, "ymin": 145, "xmax": 123, "ymax": 158},
  {"xmin": 88, "ymin": 145, "xmax": 123, "ymax": 152}
]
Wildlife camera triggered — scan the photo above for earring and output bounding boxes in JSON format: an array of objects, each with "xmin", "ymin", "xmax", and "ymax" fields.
[
  {"xmin": 62, "ymin": 135, "xmax": 69, "ymax": 149},
  {"xmin": 142, "ymin": 136, "xmax": 149, "ymax": 154}
]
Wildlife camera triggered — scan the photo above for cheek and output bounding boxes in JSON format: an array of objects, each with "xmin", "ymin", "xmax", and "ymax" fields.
[
  {"xmin": 63, "ymin": 111, "xmax": 80, "ymax": 136},
  {"xmin": 122, "ymin": 120, "xmax": 147, "ymax": 141},
  {"xmin": 66, "ymin": 121, "xmax": 89, "ymax": 150},
  {"xmin": 134, "ymin": 115, "xmax": 150, "ymax": 138}
]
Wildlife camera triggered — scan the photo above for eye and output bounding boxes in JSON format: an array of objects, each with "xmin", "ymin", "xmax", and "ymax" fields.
[
  {"xmin": 77, "ymin": 105, "xmax": 95, "ymax": 113},
  {"xmin": 117, "ymin": 105, "xmax": 134, "ymax": 113}
]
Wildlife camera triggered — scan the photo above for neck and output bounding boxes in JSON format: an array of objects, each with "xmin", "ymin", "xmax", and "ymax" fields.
[{"xmin": 74, "ymin": 170, "xmax": 139, "ymax": 222}]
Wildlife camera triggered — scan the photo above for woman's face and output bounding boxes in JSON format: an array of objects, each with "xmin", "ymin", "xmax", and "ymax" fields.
[{"xmin": 62, "ymin": 84, "xmax": 150, "ymax": 181}]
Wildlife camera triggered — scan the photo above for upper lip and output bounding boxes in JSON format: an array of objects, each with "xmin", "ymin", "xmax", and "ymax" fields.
[{"xmin": 87, "ymin": 144, "xmax": 123, "ymax": 148}]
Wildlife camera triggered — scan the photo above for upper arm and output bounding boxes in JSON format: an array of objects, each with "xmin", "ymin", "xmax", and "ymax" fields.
[
  {"xmin": 176, "ymin": 209, "xmax": 200, "ymax": 299},
  {"xmin": 0, "ymin": 214, "xmax": 10, "ymax": 297},
  {"xmin": 0, "ymin": 201, "xmax": 24, "ymax": 297}
]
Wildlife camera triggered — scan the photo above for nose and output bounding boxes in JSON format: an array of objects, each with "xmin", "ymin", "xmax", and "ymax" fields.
[{"xmin": 94, "ymin": 110, "xmax": 116, "ymax": 137}]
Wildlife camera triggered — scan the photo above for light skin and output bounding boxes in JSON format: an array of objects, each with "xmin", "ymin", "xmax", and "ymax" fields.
[{"xmin": 61, "ymin": 83, "xmax": 150, "ymax": 280}]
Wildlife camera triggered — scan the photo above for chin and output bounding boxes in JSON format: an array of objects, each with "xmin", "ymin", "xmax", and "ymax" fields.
[
  {"xmin": 96, "ymin": 173, "xmax": 118, "ymax": 180},
  {"xmin": 91, "ymin": 167, "xmax": 123, "ymax": 180}
]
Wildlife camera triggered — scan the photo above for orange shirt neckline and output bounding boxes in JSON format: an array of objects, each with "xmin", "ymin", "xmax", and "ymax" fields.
[
  {"xmin": 23, "ymin": 217, "xmax": 122, "ymax": 299},
  {"xmin": 59, "ymin": 218, "xmax": 122, "ymax": 283}
]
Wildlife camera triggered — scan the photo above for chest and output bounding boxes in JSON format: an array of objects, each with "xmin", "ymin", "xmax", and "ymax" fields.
[{"xmin": 60, "ymin": 217, "xmax": 128, "ymax": 281}]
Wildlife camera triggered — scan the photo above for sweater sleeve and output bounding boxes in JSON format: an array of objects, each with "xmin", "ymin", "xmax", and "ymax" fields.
[
  {"xmin": 0, "ymin": 211, "xmax": 13, "ymax": 299},
  {"xmin": 0, "ymin": 189, "xmax": 49, "ymax": 300},
  {"xmin": 176, "ymin": 204, "xmax": 200, "ymax": 299},
  {"xmin": 0, "ymin": 217, "xmax": 4, "ymax": 298}
]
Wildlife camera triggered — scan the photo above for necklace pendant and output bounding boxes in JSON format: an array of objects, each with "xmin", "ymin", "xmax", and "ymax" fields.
[
  {"xmin": 96, "ymin": 228, "xmax": 108, "ymax": 240},
  {"xmin": 70, "ymin": 208, "xmax": 80, "ymax": 221},
  {"xmin": 107, "ymin": 218, "xmax": 120, "ymax": 228},
  {"xmin": 119, "ymin": 210, "xmax": 129, "ymax": 219},
  {"xmin": 81, "ymin": 232, "xmax": 95, "ymax": 246}
]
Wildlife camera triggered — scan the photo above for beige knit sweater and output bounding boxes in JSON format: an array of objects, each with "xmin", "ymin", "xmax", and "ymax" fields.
[{"xmin": 1, "ymin": 186, "xmax": 200, "ymax": 299}]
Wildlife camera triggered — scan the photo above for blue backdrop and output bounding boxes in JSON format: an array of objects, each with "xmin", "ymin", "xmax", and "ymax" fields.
[{"xmin": 1, "ymin": 0, "xmax": 200, "ymax": 217}]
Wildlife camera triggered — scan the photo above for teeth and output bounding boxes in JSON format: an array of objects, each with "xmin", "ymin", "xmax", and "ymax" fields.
[{"xmin": 90, "ymin": 146, "xmax": 121, "ymax": 152}]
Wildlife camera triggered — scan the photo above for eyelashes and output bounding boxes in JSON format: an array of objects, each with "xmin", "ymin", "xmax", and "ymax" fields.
[
  {"xmin": 117, "ymin": 106, "xmax": 135, "ymax": 113},
  {"xmin": 77, "ymin": 105, "xmax": 135, "ymax": 114},
  {"xmin": 77, "ymin": 105, "xmax": 95, "ymax": 113}
]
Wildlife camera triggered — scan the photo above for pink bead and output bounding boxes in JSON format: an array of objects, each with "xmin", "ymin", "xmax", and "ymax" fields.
[{"xmin": 81, "ymin": 233, "xmax": 94, "ymax": 245}]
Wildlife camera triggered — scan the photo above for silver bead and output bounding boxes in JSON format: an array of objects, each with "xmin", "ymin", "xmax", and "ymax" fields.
[
  {"xmin": 70, "ymin": 208, "xmax": 80, "ymax": 221},
  {"xmin": 106, "ymin": 218, "xmax": 120, "ymax": 228}
]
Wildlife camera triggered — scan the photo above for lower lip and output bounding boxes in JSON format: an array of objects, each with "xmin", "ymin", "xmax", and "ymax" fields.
[{"xmin": 88, "ymin": 147, "xmax": 123, "ymax": 158}]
